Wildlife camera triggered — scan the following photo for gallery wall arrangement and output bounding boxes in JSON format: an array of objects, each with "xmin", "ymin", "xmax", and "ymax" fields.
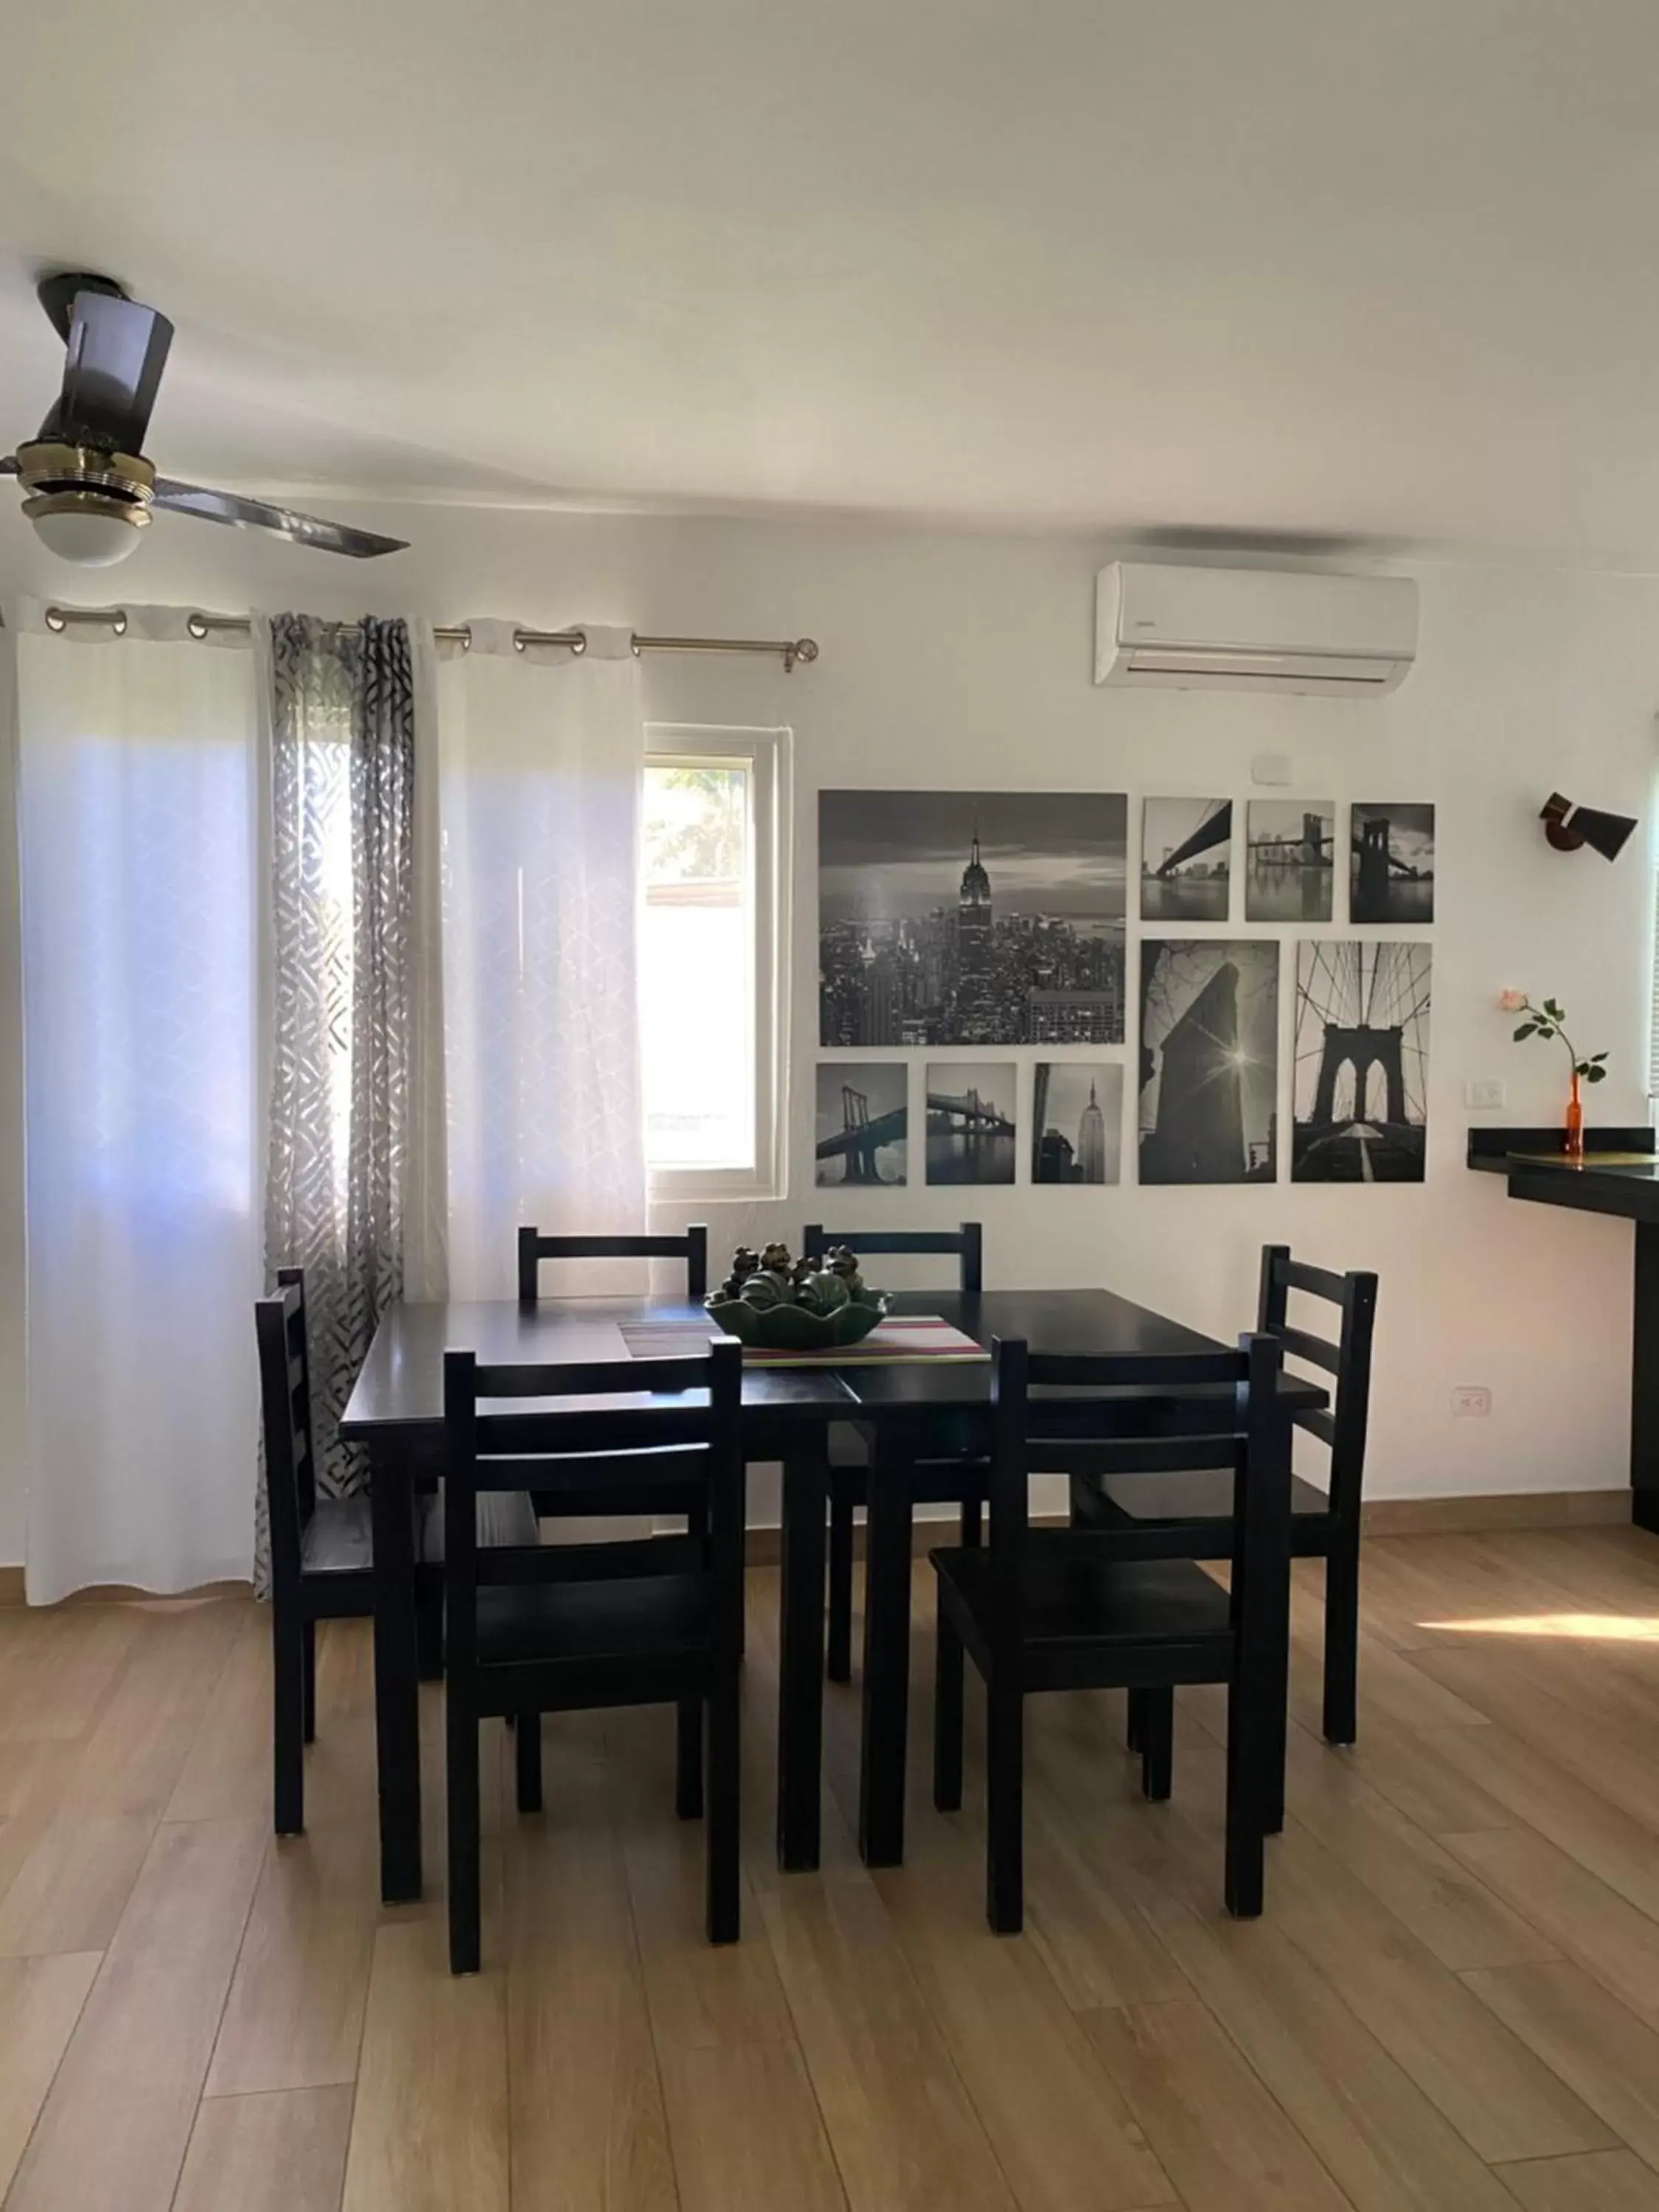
[{"xmin": 816, "ymin": 788, "xmax": 1435, "ymax": 1192}]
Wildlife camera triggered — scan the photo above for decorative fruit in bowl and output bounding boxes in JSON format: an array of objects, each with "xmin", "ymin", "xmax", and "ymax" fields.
[{"xmin": 706, "ymin": 1242, "xmax": 887, "ymax": 1349}]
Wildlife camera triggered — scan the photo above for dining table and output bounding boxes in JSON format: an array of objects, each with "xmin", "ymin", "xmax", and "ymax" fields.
[{"xmin": 339, "ymin": 1284, "xmax": 1328, "ymax": 1904}]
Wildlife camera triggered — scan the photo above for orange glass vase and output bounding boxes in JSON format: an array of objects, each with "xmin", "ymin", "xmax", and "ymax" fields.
[{"xmin": 1564, "ymin": 1071, "xmax": 1585, "ymax": 1161}]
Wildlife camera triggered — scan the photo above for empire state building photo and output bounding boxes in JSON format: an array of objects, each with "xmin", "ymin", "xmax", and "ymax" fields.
[{"xmin": 818, "ymin": 789, "xmax": 1128, "ymax": 1048}]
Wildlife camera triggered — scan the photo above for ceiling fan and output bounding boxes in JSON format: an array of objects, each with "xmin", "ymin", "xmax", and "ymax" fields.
[{"xmin": 1, "ymin": 272, "xmax": 408, "ymax": 566}]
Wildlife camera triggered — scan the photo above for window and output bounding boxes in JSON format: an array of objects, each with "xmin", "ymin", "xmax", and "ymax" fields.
[{"xmin": 641, "ymin": 726, "xmax": 790, "ymax": 1197}]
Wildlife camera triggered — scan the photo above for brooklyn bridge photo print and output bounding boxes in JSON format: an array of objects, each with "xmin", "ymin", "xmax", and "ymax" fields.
[{"xmin": 1293, "ymin": 940, "xmax": 1431, "ymax": 1183}]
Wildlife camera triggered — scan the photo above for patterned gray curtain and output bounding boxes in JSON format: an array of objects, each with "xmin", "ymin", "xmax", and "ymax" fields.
[{"xmin": 259, "ymin": 615, "xmax": 417, "ymax": 1580}]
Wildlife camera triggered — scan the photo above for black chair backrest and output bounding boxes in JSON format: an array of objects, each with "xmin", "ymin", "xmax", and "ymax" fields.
[
  {"xmin": 517, "ymin": 1224, "xmax": 709, "ymax": 1304},
  {"xmin": 256, "ymin": 1266, "xmax": 316, "ymax": 1599},
  {"xmin": 1256, "ymin": 1245, "xmax": 1377, "ymax": 1523},
  {"xmin": 442, "ymin": 1338, "xmax": 744, "ymax": 1670},
  {"xmin": 986, "ymin": 1333, "xmax": 1284, "ymax": 1647},
  {"xmin": 802, "ymin": 1221, "xmax": 982, "ymax": 1293}
]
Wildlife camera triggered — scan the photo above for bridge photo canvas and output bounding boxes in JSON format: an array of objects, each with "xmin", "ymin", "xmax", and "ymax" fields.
[
  {"xmin": 818, "ymin": 790, "xmax": 1127, "ymax": 1048},
  {"xmin": 1349, "ymin": 802, "xmax": 1435, "ymax": 924},
  {"xmin": 1138, "ymin": 940, "xmax": 1279, "ymax": 1184},
  {"xmin": 815, "ymin": 1062, "xmax": 908, "ymax": 1187},
  {"xmin": 1032, "ymin": 1062, "xmax": 1123, "ymax": 1184},
  {"xmin": 1293, "ymin": 940, "xmax": 1430, "ymax": 1183},
  {"xmin": 925, "ymin": 1061, "xmax": 1018, "ymax": 1184},
  {"xmin": 1245, "ymin": 799, "xmax": 1335, "ymax": 922},
  {"xmin": 1141, "ymin": 798, "xmax": 1231, "ymax": 922}
]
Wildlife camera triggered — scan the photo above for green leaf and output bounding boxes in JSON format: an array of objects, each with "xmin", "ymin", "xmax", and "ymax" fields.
[
  {"xmin": 1512, "ymin": 1023, "xmax": 1538, "ymax": 1040},
  {"xmin": 1544, "ymin": 998, "xmax": 1565, "ymax": 1021},
  {"xmin": 1592, "ymin": 1051, "xmax": 1609, "ymax": 1062},
  {"xmin": 1587, "ymin": 1065, "xmax": 1607, "ymax": 1083}
]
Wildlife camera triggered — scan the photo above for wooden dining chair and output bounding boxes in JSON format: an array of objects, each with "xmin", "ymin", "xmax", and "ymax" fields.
[
  {"xmin": 259, "ymin": 1268, "xmax": 538, "ymax": 1839},
  {"xmin": 1072, "ymin": 1246, "xmax": 1377, "ymax": 1745},
  {"xmin": 518, "ymin": 1222, "xmax": 709, "ymax": 1303},
  {"xmin": 442, "ymin": 1337, "xmax": 745, "ymax": 1972},
  {"xmin": 931, "ymin": 1332, "xmax": 1289, "ymax": 1932},
  {"xmin": 803, "ymin": 1222, "xmax": 986, "ymax": 1682}
]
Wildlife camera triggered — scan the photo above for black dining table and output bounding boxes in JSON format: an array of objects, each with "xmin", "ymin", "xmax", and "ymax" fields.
[{"xmin": 340, "ymin": 1284, "xmax": 1327, "ymax": 1904}]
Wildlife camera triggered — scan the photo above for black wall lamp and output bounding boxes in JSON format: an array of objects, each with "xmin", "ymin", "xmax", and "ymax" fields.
[{"xmin": 1540, "ymin": 793, "xmax": 1638, "ymax": 862}]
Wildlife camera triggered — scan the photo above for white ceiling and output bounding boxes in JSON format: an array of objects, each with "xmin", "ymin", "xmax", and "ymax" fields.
[{"xmin": 7, "ymin": 0, "xmax": 1659, "ymax": 563}]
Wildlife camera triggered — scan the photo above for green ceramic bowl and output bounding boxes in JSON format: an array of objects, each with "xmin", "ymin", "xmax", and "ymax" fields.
[{"xmin": 703, "ymin": 1293, "xmax": 888, "ymax": 1351}]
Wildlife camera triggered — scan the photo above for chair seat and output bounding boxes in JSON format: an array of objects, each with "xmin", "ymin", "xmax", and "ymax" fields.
[
  {"xmin": 1089, "ymin": 1467, "xmax": 1332, "ymax": 1545},
  {"xmin": 932, "ymin": 1538, "xmax": 1234, "ymax": 1652},
  {"xmin": 476, "ymin": 1572, "xmax": 709, "ymax": 1666},
  {"xmin": 301, "ymin": 1494, "xmax": 375, "ymax": 1575}
]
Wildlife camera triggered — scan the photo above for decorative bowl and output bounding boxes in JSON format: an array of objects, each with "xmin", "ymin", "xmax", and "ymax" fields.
[{"xmin": 702, "ymin": 1293, "xmax": 889, "ymax": 1351}]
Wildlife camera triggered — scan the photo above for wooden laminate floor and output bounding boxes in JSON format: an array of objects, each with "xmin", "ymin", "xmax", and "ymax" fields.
[{"xmin": 2, "ymin": 1526, "xmax": 1659, "ymax": 2211}]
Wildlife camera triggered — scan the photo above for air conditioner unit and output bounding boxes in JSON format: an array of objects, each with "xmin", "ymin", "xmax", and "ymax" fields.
[{"xmin": 1095, "ymin": 561, "xmax": 1418, "ymax": 696}]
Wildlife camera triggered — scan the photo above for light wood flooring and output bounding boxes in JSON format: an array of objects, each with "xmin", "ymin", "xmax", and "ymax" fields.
[{"xmin": 2, "ymin": 1524, "xmax": 1659, "ymax": 2211}]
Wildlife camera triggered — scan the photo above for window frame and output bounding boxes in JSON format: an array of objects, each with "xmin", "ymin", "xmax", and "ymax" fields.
[{"xmin": 642, "ymin": 722, "xmax": 792, "ymax": 1202}]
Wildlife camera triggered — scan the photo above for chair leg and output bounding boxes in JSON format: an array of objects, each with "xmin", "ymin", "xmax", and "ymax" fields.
[
  {"xmin": 985, "ymin": 1680, "xmax": 1024, "ymax": 1935},
  {"xmin": 515, "ymin": 1710, "xmax": 543, "ymax": 1815},
  {"xmin": 300, "ymin": 1618, "xmax": 317, "ymax": 1745},
  {"xmin": 676, "ymin": 1696, "xmax": 704, "ymax": 1820},
  {"xmin": 933, "ymin": 1591, "xmax": 964, "ymax": 1812},
  {"xmin": 1322, "ymin": 1534, "xmax": 1361, "ymax": 1747},
  {"xmin": 447, "ymin": 1692, "xmax": 482, "ymax": 1974},
  {"xmin": 959, "ymin": 1495, "xmax": 983, "ymax": 1547},
  {"xmin": 1222, "ymin": 1660, "xmax": 1267, "ymax": 1919},
  {"xmin": 1125, "ymin": 1686, "xmax": 1146, "ymax": 1754},
  {"xmin": 273, "ymin": 1600, "xmax": 305, "ymax": 1838},
  {"xmin": 706, "ymin": 1668, "xmax": 741, "ymax": 1944},
  {"xmin": 416, "ymin": 1574, "xmax": 445, "ymax": 1682},
  {"xmin": 827, "ymin": 1490, "xmax": 855, "ymax": 1683},
  {"xmin": 1139, "ymin": 1687, "xmax": 1174, "ymax": 1801}
]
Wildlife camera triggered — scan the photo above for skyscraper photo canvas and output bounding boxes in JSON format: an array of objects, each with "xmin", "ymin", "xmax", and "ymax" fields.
[
  {"xmin": 818, "ymin": 791, "xmax": 1128, "ymax": 1047},
  {"xmin": 1032, "ymin": 1062, "xmax": 1123, "ymax": 1184},
  {"xmin": 1138, "ymin": 939, "xmax": 1279, "ymax": 1184}
]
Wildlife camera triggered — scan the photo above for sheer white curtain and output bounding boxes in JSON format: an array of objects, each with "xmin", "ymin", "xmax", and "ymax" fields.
[
  {"xmin": 14, "ymin": 603, "xmax": 260, "ymax": 1601},
  {"xmin": 437, "ymin": 622, "xmax": 647, "ymax": 1298}
]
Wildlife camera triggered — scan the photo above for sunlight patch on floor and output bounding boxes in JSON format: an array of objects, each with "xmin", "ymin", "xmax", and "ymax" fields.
[{"xmin": 1422, "ymin": 1611, "xmax": 1659, "ymax": 1642}]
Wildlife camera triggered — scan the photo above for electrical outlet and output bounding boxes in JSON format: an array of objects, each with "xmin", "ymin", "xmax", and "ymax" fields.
[
  {"xmin": 1452, "ymin": 1385, "xmax": 1492, "ymax": 1418},
  {"xmin": 1250, "ymin": 752, "xmax": 1293, "ymax": 786},
  {"xmin": 1465, "ymin": 1078, "xmax": 1506, "ymax": 1110}
]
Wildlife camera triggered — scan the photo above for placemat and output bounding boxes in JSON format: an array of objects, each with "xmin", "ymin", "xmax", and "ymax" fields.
[{"xmin": 619, "ymin": 1314, "xmax": 990, "ymax": 1368}]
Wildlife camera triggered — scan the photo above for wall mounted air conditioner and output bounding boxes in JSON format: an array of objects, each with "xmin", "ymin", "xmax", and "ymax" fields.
[{"xmin": 1095, "ymin": 561, "xmax": 1418, "ymax": 696}]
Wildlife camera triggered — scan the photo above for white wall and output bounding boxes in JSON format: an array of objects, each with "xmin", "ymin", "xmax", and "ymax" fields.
[{"xmin": 2, "ymin": 507, "xmax": 1655, "ymax": 1562}]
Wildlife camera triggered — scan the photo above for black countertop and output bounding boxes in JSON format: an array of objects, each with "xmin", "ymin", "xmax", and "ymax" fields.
[{"xmin": 1467, "ymin": 1126, "xmax": 1659, "ymax": 1223}]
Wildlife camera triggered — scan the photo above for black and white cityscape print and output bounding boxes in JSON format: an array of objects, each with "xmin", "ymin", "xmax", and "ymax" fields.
[
  {"xmin": 1349, "ymin": 803, "xmax": 1435, "ymax": 925},
  {"xmin": 1245, "ymin": 799, "xmax": 1336, "ymax": 923},
  {"xmin": 1293, "ymin": 941, "xmax": 1430, "ymax": 1183},
  {"xmin": 819, "ymin": 791, "xmax": 1127, "ymax": 1048},
  {"xmin": 1141, "ymin": 798, "xmax": 1231, "ymax": 922},
  {"xmin": 925, "ymin": 1062, "xmax": 1018, "ymax": 1185},
  {"xmin": 1138, "ymin": 939, "xmax": 1280, "ymax": 1184},
  {"xmin": 814, "ymin": 1062, "xmax": 908, "ymax": 1188},
  {"xmin": 1032, "ymin": 1062, "xmax": 1123, "ymax": 1185}
]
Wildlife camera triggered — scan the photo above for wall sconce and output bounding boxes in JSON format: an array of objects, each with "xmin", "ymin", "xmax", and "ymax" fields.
[{"xmin": 1540, "ymin": 793, "xmax": 1638, "ymax": 862}]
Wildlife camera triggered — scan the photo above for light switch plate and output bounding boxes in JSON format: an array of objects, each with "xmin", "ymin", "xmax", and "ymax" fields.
[{"xmin": 1464, "ymin": 1078, "xmax": 1506, "ymax": 1110}]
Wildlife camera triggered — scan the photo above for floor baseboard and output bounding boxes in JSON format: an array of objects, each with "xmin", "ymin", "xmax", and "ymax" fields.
[{"xmin": 0, "ymin": 1489, "xmax": 1635, "ymax": 1604}]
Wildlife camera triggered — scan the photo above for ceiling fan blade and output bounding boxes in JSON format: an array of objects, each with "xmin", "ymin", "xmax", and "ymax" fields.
[
  {"xmin": 57, "ymin": 291, "xmax": 174, "ymax": 451},
  {"xmin": 150, "ymin": 479, "xmax": 408, "ymax": 558}
]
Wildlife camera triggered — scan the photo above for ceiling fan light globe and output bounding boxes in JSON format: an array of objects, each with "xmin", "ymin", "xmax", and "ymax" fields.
[{"xmin": 28, "ymin": 498, "xmax": 147, "ymax": 567}]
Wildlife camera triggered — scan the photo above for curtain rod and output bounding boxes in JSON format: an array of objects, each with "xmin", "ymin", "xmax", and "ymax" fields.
[{"xmin": 38, "ymin": 604, "xmax": 820, "ymax": 672}]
